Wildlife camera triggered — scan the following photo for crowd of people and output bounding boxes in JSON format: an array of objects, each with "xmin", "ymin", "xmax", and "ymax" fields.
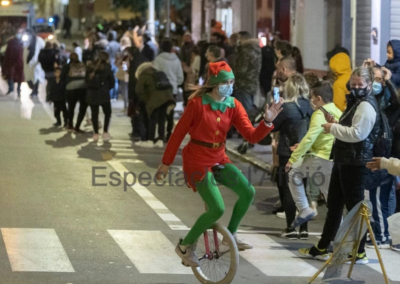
[{"xmin": 1, "ymin": 18, "xmax": 400, "ymax": 268}]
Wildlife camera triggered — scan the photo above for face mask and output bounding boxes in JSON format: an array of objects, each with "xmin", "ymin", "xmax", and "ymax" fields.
[
  {"xmin": 372, "ymin": 82, "xmax": 383, "ymax": 95},
  {"xmin": 218, "ymin": 84, "xmax": 233, "ymax": 97},
  {"xmin": 351, "ymin": 86, "xmax": 369, "ymax": 98}
]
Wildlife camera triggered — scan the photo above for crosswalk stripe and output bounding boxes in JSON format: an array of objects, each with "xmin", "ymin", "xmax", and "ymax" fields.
[
  {"xmin": 238, "ymin": 234, "xmax": 321, "ymax": 277},
  {"xmin": 366, "ymin": 248, "xmax": 400, "ymax": 281},
  {"xmin": 1, "ymin": 228, "xmax": 75, "ymax": 272},
  {"xmin": 108, "ymin": 230, "xmax": 192, "ymax": 274}
]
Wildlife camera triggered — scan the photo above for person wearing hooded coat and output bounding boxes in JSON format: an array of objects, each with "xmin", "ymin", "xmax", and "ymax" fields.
[
  {"xmin": 327, "ymin": 47, "xmax": 352, "ymax": 112},
  {"xmin": 134, "ymin": 62, "xmax": 176, "ymax": 148},
  {"xmin": 385, "ymin": 39, "xmax": 400, "ymax": 89}
]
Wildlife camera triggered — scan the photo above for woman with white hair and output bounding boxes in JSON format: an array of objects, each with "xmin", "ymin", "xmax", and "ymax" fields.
[{"xmin": 270, "ymin": 72, "xmax": 314, "ymax": 240}]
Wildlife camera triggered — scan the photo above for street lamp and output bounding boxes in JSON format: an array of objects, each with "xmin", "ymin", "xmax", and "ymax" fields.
[{"xmin": 1, "ymin": 0, "xmax": 11, "ymax": 6}]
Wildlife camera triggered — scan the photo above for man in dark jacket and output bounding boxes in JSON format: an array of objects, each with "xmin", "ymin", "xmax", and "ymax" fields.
[
  {"xmin": 234, "ymin": 31, "xmax": 261, "ymax": 114},
  {"xmin": 127, "ymin": 46, "xmax": 148, "ymax": 139},
  {"xmin": 39, "ymin": 41, "xmax": 59, "ymax": 79},
  {"xmin": 141, "ymin": 32, "xmax": 157, "ymax": 61}
]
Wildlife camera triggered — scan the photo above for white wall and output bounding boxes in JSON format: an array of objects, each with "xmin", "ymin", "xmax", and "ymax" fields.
[
  {"xmin": 231, "ymin": 0, "xmax": 256, "ymax": 36},
  {"xmin": 291, "ymin": 0, "xmax": 328, "ymax": 71}
]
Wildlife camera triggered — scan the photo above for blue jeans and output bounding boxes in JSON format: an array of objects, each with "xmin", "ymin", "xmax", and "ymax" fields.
[
  {"xmin": 109, "ymin": 64, "xmax": 119, "ymax": 100},
  {"xmin": 367, "ymin": 169, "xmax": 394, "ymax": 243}
]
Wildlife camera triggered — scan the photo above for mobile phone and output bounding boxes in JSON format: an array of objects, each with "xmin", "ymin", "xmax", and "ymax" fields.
[
  {"xmin": 273, "ymin": 87, "xmax": 280, "ymax": 103},
  {"xmin": 319, "ymin": 106, "xmax": 330, "ymax": 115}
]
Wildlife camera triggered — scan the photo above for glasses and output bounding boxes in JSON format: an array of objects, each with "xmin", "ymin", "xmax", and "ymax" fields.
[{"xmin": 374, "ymin": 77, "xmax": 383, "ymax": 83}]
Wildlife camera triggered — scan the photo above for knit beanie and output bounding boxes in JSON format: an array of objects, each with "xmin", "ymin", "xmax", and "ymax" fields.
[{"xmin": 207, "ymin": 61, "xmax": 235, "ymax": 85}]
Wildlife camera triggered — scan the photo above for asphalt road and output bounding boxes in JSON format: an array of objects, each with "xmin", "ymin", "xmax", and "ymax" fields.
[{"xmin": 0, "ymin": 81, "xmax": 399, "ymax": 284}]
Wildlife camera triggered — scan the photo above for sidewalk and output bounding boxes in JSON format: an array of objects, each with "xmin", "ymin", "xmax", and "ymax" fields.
[{"xmin": 225, "ymin": 139, "xmax": 273, "ymax": 174}]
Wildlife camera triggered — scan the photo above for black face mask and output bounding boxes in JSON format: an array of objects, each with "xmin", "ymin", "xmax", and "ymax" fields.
[{"xmin": 351, "ymin": 86, "xmax": 369, "ymax": 98}]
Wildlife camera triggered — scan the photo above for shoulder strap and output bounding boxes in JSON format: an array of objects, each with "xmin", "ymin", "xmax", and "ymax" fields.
[{"xmin": 293, "ymin": 102, "xmax": 306, "ymax": 119}]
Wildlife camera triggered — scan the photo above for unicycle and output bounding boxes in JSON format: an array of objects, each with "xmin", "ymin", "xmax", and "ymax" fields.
[{"xmin": 186, "ymin": 165, "xmax": 239, "ymax": 284}]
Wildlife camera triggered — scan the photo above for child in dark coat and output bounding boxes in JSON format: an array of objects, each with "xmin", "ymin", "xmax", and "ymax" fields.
[
  {"xmin": 385, "ymin": 39, "xmax": 400, "ymax": 89},
  {"xmin": 47, "ymin": 67, "xmax": 68, "ymax": 127}
]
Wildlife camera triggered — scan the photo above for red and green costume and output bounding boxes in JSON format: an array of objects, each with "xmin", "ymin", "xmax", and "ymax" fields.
[{"xmin": 162, "ymin": 62, "xmax": 274, "ymax": 245}]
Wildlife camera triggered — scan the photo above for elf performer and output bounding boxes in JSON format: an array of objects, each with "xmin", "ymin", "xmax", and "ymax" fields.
[{"xmin": 156, "ymin": 62, "xmax": 283, "ymax": 267}]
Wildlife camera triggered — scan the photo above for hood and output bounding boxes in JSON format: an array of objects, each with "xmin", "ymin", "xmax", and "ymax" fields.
[
  {"xmin": 158, "ymin": 52, "xmax": 179, "ymax": 61},
  {"xmin": 239, "ymin": 38, "xmax": 260, "ymax": 49},
  {"xmin": 329, "ymin": 52, "xmax": 351, "ymax": 77},
  {"xmin": 135, "ymin": 62, "xmax": 156, "ymax": 79},
  {"xmin": 388, "ymin": 39, "xmax": 400, "ymax": 63}
]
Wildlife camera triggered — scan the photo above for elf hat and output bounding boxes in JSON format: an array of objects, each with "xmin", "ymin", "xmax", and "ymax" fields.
[{"xmin": 207, "ymin": 61, "xmax": 235, "ymax": 85}]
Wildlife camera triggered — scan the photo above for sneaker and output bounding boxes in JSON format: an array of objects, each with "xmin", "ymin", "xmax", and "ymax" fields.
[
  {"xmin": 298, "ymin": 245, "xmax": 330, "ymax": 261},
  {"xmin": 366, "ymin": 240, "xmax": 391, "ymax": 249},
  {"xmin": 74, "ymin": 128, "xmax": 85, "ymax": 134},
  {"xmin": 135, "ymin": 140, "xmax": 154, "ymax": 148},
  {"xmin": 299, "ymin": 231, "xmax": 309, "ymax": 240},
  {"xmin": 154, "ymin": 140, "xmax": 164, "ymax": 148},
  {"xmin": 175, "ymin": 239, "xmax": 200, "ymax": 267},
  {"xmin": 63, "ymin": 123, "xmax": 68, "ymax": 128},
  {"xmin": 391, "ymin": 244, "xmax": 400, "ymax": 252},
  {"xmin": 273, "ymin": 199, "xmax": 282, "ymax": 208},
  {"xmin": 102, "ymin": 132, "xmax": 112, "ymax": 141},
  {"xmin": 346, "ymin": 252, "xmax": 369, "ymax": 264},
  {"xmin": 232, "ymin": 233, "xmax": 253, "ymax": 250},
  {"xmin": 280, "ymin": 229, "xmax": 298, "ymax": 240},
  {"xmin": 66, "ymin": 127, "xmax": 75, "ymax": 132},
  {"xmin": 53, "ymin": 122, "xmax": 61, "ymax": 127},
  {"xmin": 276, "ymin": 212, "xmax": 286, "ymax": 219},
  {"xmin": 93, "ymin": 134, "xmax": 99, "ymax": 142},
  {"xmin": 311, "ymin": 201, "xmax": 318, "ymax": 219},
  {"xmin": 272, "ymin": 207, "xmax": 284, "ymax": 215}
]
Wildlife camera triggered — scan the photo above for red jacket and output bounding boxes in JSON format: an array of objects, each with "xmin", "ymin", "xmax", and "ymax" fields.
[
  {"xmin": 162, "ymin": 96, "xmax": 273, "ymax": 191},
  {"xmin": 2, "ymin": 38, "xmax": 24, "ymax": 83}
]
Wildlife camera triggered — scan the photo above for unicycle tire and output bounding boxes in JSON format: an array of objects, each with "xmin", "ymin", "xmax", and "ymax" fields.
[{"xmin": 192, "ymin": 223, "xmax": 239, "ymax": 284}]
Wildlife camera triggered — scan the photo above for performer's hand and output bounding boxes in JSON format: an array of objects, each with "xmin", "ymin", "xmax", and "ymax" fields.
[
  {"xmin": 285, "ymin": 162, "xmax": 292, "ymax": 172},
  {"xmin": 366, "ymin": 157, "xmax": 382, "ymax": 171},
  {"xmin": 264, "ymin": 97, "xmax": 284, "ymax": 123},
  {"xmin": 156, "ymin": 164, "xmax": 170, "ymax": 180},
  {"xmin": 382, "ymin": 67, "xmax": 392, "ymax": 81},
  {"xmin": 321, "ymin": 123, "xmax": 333, "ymax": 134}
]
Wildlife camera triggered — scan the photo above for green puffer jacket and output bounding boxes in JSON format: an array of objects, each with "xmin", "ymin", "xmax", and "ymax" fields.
[{"xmin": 135, "ymin": 63, "xmax": 176, "ymax": 117}]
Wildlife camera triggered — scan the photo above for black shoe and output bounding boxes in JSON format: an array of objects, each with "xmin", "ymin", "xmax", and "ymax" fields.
[
  {"xmin": 272, "ymin": 206, "xmax": 284, "ymax": 215},
  {"xmin": 299, "ymin": 231, "xmax": 309, "ymax": 240},
  {"xmin": 280, "ymin": 229, "xmax": 298, "ymax": 240},
  {"xmin": 63, "ymin": 123, "xmax": 68, "ymax": 128},
  {"xmin": 53, "ymin": 122, "xmax": 62, "ymax": 127},
  {"xmin": 298, "ymin": 245, "xmax": 330, "ymax": 261},
  {"xmin": 74, "ymin": 128, "xmax": 85, "ymax": 134}
]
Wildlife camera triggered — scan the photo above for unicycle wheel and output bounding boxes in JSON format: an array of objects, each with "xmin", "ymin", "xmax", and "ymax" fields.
[{"xmin": 192, "ymin": 223, "xmax": 239, "ymax": 284}]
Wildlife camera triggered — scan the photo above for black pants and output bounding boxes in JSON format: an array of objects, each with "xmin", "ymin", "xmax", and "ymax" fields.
[
  {"xmin": 138, "ymin": 102, "xmax": 149, "ymax": 141},
  {"xmin": 90, "ymin": 102, "xmax": 112, "ymax": 134},
  {"xmin": 28, "ymin": 81, "xmax": 39, "ymax": 96},
  {"xmin": 166, "ymin": 109, "xmax": 174, "ymax": 139},
  {"xmin": 54, "ymin": 101, "xmax": 68, "ymax": 124},
  {"xmin": 148, "ymin": 103, "xmax": 168, "ymax": 142},
  {"xmin": 318, "ymin": 163, "xmax": 368, "ymax": 253},
  {"xmin": 66, "ymin": 89, "xmax": 87, "ymax": 129},
  {"xmin": 278, "ymin": 156, "xmax": 308, "ymax": 231}
]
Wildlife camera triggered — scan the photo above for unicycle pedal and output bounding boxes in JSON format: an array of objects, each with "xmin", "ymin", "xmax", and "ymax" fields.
[{"xmin": 181, "ymin": 260, "xmax": 190, "ymax": 267}]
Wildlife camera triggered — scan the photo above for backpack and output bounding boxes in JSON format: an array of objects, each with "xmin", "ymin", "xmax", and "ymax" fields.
[
  {"xmin": 154, "ymin": 71, "xmax": 172, "ymax": 90},
  {"xmin": 288, "ymin": 103, "xmax": 310, "ymax": 146},
  {"xmin": 373, "ymin": 110, "xmax": 393, "ymax": 158}
]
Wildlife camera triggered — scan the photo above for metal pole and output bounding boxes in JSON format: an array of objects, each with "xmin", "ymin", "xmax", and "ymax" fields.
[
  {"xmin": 149, "ymin": 0, "xmax": 155, "ymax": 41},
  {"xmin": 166, "ymin": 0, "xmax": 171, "ymax": 37}
]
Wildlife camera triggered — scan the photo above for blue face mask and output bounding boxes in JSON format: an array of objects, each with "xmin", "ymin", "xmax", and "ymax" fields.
[
  {"xmin": 218, "ymin": 83, "xmax": 233, "ymax": 97},
  {"xmin": 372, "ymin": 82, "xmax": 383, "ymax": 95}
]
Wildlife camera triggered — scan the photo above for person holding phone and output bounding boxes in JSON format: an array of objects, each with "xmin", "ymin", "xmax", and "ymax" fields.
[{"xmin": 286, "ymin": 82, "xmax": 342, "ymax": 230}]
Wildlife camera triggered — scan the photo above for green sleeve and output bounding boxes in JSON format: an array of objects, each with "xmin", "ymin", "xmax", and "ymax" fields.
[{"xmin": 289, "ymin": 111, "xmax": 324, "ymax": 164}]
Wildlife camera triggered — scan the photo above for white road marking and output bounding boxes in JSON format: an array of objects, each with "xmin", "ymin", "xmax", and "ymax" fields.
[
  {"xmin": 1, "ymin": 228, "xmax": 74, "ymax": 272},
  {"xmin": 238, "ymin": 234, "xmax": 321, "ymax": 277},
  {"xmin": 107, "ymin": 160, "xmax": 190, "ymax": 230},
  {"xmin": 366, "ymin": 247, "xmax": 400, "ymax": 281},
  {"xmin": 108, "ymin": 230, "xmax": 192, "ymax": 274}
]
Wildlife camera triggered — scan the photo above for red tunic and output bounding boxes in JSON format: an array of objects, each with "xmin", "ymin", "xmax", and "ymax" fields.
[{"xmin": 162, "ymin": 96, "xmax": 274, "ymax": 191}]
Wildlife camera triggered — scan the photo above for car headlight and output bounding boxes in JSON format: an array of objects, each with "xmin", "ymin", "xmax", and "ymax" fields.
[
  {"xmin": 22, "ymin": 34, "xmax": 29, "ymax": 42},
  {"xmin": 48, "ymin": 35, "xmax": 54, "ymax": 40}
]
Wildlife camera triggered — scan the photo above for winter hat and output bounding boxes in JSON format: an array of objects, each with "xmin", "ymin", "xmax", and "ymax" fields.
[{"xmin": 207, "ymin": 62, "xmax": 235, "ymax": 85}]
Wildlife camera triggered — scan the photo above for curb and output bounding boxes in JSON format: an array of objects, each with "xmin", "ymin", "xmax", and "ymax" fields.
[{"xmin": 225, "ymin": 146, "xmax": 272, "ymax": 174}]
